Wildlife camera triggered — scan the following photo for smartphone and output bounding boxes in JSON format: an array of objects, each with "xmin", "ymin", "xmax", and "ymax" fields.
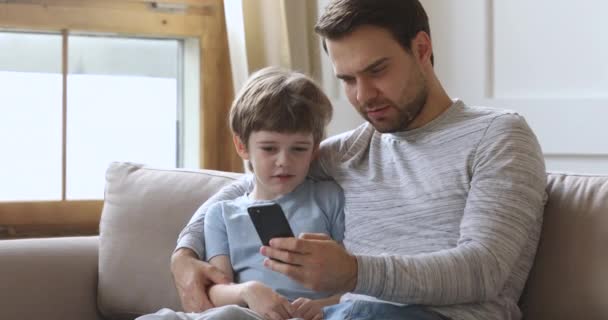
[{"xmin": 247, "ymin": 203, "xmax": 295, "ymax": 246}]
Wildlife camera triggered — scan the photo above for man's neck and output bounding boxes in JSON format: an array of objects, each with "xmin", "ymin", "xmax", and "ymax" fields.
[{"xmin": 407, "ymin": 86, "xmax": 453, "ymax": 130}]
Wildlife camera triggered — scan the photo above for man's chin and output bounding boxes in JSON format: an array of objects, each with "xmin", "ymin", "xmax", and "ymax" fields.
[{"xmin": 368, "ymin": 120, "xmax": 405, "ymax": 133}]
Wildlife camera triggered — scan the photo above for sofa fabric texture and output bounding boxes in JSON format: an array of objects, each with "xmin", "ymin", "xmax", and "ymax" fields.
[
  {"xmin": 97, "ymin": 162, "xmax": 241, "ymax": 319},
  {"xmin": 0, "ymin": 162, "xmax": 606, "ymax": 320},
  {"xmin": 520, "ymin": 173, "xmax": 608, "ymax": 319}
]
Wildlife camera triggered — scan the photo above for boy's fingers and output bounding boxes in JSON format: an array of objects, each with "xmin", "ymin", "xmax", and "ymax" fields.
[
  {"xmin": 282, "ymin": 299, "xmax": 295, "ymax": 317},
  {"xmin": 291, "ymin": 298, "xmax": 305, "ymax": 309}
]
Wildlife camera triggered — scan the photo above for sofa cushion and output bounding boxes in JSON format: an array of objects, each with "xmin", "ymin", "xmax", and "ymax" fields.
[
  {"xmin": 520, "ymin": 173, "xmax": 608, "ymax": 320},
  {"xmin": 98, "ymin": 162, "xmax": 242, "ymax": 320}
]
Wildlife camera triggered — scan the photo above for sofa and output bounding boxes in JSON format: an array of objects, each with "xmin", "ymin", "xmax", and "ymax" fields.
[{"xmin": 0, "ymin": 162, "xmax": 606, "ymax": 320}]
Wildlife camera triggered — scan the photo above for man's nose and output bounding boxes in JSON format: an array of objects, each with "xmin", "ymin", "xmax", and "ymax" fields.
[{"xmin": 356, "ymin": 78, "xmax": 378, "ymax": 106}]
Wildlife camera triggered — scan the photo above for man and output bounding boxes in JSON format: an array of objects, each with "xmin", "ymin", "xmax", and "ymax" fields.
[{"xmin": 171, "ymin": 1, "xmax": 547, "ymax": 319}]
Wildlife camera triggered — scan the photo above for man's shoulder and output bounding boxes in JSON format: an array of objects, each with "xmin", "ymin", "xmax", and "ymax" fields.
[
  {"xmin": 322, "ymin": 122, "xmax": 374, "ymax": 148},
  {"xmin": 455, "ymin": 102, "xmax": 531, "ymax": 134},
  {"xmin": 460, "ymin": 103, "xmax": 521, "ymax": 122}
]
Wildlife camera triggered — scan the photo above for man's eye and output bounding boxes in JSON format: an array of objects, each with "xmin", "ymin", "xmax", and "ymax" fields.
[
  {"xmin": 370, "ymin": 66, "xmax": 385, "ymax": 75},
  {"xmin": 341, "ymin": 77, "xmax": 355, "ymax": 85}
]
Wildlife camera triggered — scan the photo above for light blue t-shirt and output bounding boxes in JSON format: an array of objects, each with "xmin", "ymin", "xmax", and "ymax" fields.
[{"xmin": 204, "ymin": 178, "xmax": 345, "ymax": 301}]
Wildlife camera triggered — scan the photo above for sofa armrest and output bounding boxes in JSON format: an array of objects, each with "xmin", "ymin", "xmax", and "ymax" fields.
[{"xmin": 0, "ymin": 236, "xmax": 103, "ymax": 320}]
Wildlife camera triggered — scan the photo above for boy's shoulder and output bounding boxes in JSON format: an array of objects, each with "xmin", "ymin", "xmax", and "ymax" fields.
[
  {"xmin": 207, "ymin": 195, "xmax": 250, "ymax": 217},
  {"xmin": 307, "ymin": 179, "xmax": 342, "ymax": 194},
  {"xmin": 298, "ymin": 179, "xmax": 344, "ymax": 211}
]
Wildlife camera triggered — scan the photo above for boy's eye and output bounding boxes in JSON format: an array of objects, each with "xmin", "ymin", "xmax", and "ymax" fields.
[
  {"xmin": 261, "ymin": 146, "xmax": 276, "ymax": 152},
  {"xmin": 293, "ymin": 147, "xmax": 309, "ymax": 152}
]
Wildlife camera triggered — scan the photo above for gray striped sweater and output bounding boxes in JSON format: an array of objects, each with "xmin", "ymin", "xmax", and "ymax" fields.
[{"xmin": 177, "ymin": 100, "xmax": 547, "ymax": 320}]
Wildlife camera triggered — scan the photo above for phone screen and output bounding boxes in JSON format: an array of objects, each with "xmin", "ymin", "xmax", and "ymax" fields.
[{"xmin": 247, "ymin": 203, "xmax": 295, "ymax": 246}]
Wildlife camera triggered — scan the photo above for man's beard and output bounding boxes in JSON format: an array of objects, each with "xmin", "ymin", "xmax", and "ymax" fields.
[{"xmin": 366, "ymin": 84, "xmax": 428, "ymax": 133}]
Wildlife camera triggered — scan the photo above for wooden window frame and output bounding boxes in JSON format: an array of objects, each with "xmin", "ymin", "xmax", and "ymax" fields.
[{"xmin": 0, "ymin": 0, "xmax": 242, "ymax": 238}]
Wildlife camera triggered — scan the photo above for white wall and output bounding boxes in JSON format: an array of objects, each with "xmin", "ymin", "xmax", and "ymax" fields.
[{"xmin": 421, "ymin": 0, "xmax": 608, "ymax": 175}]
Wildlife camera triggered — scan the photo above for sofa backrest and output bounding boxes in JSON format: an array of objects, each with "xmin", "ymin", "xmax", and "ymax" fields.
[
  {"xmin": 520, "ymin": 173, "xmax": 608, "ymax": 320},
  {"xmin": 98, "ymin": 162, "xmax": 242, "ymax": 319},
  {"xmin": 98, "ymin": 163, "xmax": 608, "ymax": 319}
]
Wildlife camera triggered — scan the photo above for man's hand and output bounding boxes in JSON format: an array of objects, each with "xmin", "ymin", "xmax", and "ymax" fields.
[
  {"xmin": 170, "ymin": 248, "xmax": 230, "ymax": 312},
  {"xmin": 241, "ymin": 281, "xmax": 293, "ymax": 320},
  {"xmin": 260, "ymin": 233, "xmax": 358, "ymax": 293}
]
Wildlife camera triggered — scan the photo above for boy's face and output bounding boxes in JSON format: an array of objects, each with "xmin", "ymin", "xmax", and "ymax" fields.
[{"xmin": 235, "ymin": 130, "xmax": 317, "ymax": 200}]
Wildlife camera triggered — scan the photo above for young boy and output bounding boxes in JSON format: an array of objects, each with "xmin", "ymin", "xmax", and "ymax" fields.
[{"xmin": 138, "ymin": 67, "xmax": 344, "ymax": 320}]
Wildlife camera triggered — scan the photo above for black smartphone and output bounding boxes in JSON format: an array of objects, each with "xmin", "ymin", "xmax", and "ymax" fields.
[{"xmin": 247, "ymin": 203, "xmax": 295, "ymax": 246}]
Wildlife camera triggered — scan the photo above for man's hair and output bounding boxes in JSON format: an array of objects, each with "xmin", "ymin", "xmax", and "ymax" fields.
[
  {"xmin": 229, "ymin": 66, "xmax": 333, "ymax": 147},
  {"xmin": 314, "ymin": 0, "xmax": 433, "ymax": 65}
]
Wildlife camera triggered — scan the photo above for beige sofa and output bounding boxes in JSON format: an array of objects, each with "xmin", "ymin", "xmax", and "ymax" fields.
[{"xmin": 0, "ymin": 162, "xmax": 606, "ymax": 320}]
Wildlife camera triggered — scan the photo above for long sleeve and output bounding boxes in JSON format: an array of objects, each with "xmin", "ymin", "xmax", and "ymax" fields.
[{"xmin": 352, "ymin": 114, "xmax": 547, "ymax": 305}]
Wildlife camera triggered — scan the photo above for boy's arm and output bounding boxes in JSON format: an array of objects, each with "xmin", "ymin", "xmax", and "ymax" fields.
[
  {"xmin": 208, "ymin": 256, "xmax": 294, "ymax": 318},
  {"xmin": 206, "ymin": 255, "xmax": 246, "ymax": 307}
]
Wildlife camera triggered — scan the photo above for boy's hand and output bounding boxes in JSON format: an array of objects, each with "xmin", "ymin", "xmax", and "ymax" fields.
[
  {"xmin": 291, "ymin": 297, "xmax": 328, "ymax": 320},
  {"xmin": 242, "ymin": 281, "xmax": 293, "ymax": 320}
]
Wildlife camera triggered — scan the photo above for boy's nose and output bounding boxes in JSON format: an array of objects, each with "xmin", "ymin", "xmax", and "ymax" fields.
[{"xmin": 275, "ymin": 152, "xmax": 288, "ymax": 167}]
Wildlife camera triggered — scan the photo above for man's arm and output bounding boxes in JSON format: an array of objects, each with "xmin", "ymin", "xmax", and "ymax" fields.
[
  {"xmin": 262, "ymin": 114, "xmax": 547, "ymax": 305},
  {"xmin": 352, "ymin": 114, "xmax": 547, "ymax": 304}
]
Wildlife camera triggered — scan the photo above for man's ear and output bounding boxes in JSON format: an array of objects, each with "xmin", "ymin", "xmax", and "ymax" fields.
[
  {"xmin": 412, "ymin": 31, "xmax": 433, "ymax": 66},
  {"xmin": 233, "ymin": 135, "xmax": 249, "ymax": 160}
]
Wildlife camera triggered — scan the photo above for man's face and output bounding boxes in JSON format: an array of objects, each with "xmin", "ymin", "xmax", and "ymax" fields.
[{"xmin": 327, "ymin": 25, "xmax": 428, "ymax": 133}]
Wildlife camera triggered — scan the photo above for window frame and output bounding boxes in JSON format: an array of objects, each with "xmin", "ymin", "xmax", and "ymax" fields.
[{"xmin": 0, "ymin": 0, "xmax": 242, "ymax": 238}]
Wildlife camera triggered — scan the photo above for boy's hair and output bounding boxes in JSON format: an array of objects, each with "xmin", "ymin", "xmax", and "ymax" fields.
[
  {"xmin": 229, "ymin": 66, "xmax": 333, "ymax": 147},
  {"xmin": 314, "ymin": 0, "xmax": 434, "ymax": 65}
]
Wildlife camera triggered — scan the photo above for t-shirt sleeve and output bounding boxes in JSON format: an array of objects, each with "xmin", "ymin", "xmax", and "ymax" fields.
[
  {"xmin": 175, "ymin": 175, "xmax": 253, "ymax": 259},
  {"xmin": 203, "ymin": 202, "xmax": 230, "ymax": 261},
  {"xmin": 315, "ymin": 181, "xmax": 346, "ymax": 244}
]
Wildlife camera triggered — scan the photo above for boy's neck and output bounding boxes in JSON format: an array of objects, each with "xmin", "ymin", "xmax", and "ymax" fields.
[{"xmin": 249, "ymin": 182, "xmax": 301, "ymax": 201}]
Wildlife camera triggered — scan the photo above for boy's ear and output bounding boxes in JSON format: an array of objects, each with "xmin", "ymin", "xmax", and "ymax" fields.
[{"xmin": 233, "ymin": 135, "xmax": 249, "ymax": 160}]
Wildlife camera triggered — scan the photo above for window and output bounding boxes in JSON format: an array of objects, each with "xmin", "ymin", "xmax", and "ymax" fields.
[{"xmin": 0, "ymin": 0, "xmax": 238, "ymax": 238}]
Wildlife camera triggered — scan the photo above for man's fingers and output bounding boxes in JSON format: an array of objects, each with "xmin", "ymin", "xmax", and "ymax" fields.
[
  {"xmin": 263, "ymin": 258, "xmax": 305, "ymax": 283},
  {"xmin": 260, "ymin": 246, "xmax": 306, "ymax": 266},
  {"xmin": 299, "ymin": 233, "xmax": 331, "ymax": 241},
  {"xmin": 268, "ymin": 237, "xmax": 311, "ymax": 253},
  {"xmin": 313, "ymin": 313, "xmax": 322, "ymax": 320},
  {"xmin": 196, "ymin": 294, "xmax": 214, "ymax": 311}
]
